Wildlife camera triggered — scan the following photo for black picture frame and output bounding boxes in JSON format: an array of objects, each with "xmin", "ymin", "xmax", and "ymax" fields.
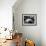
[{"xmin": 22, "ymin": 14, "xmax": 37, "ymax": 26}]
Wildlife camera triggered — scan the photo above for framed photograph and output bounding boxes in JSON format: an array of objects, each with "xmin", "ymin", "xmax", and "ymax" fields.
[{"xmin": 22, "ymin": 14, "xmax": 37, "ymax": 26}]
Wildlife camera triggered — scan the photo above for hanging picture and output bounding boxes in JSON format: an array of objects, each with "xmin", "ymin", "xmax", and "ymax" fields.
[{"xmin": 22, "ymin": 14, "xmax": 37, "ymax": 26}]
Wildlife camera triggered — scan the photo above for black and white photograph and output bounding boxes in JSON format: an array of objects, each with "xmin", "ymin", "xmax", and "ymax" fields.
[{"xmin": 22, "ymin": 14, "xmax": 37, "ymax": 26}]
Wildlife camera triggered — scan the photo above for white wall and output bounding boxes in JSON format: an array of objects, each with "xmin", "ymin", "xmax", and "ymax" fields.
[
  {"xmin": 0, "ymin": 0, "xmax": 16, "ymax": 29},
  {"xmin": 13, "ymin": 0, "xmax": 41, "ymax": 46},
  {"xmin": 41, "ymin": 0, "xmax": 46, "ymax": 46}
]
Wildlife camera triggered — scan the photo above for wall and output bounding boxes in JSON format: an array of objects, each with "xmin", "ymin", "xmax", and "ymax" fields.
[
  {"xmin": 0, "ymin": 0, "xmax": 16, "ymax": 30},
  {"xmin": 13, "ymin": 0, "xmax": 41, "ymax": 46},
  {"xmin": 41, "ymin": 0, "xmax": 46, "ymax": 46}
]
